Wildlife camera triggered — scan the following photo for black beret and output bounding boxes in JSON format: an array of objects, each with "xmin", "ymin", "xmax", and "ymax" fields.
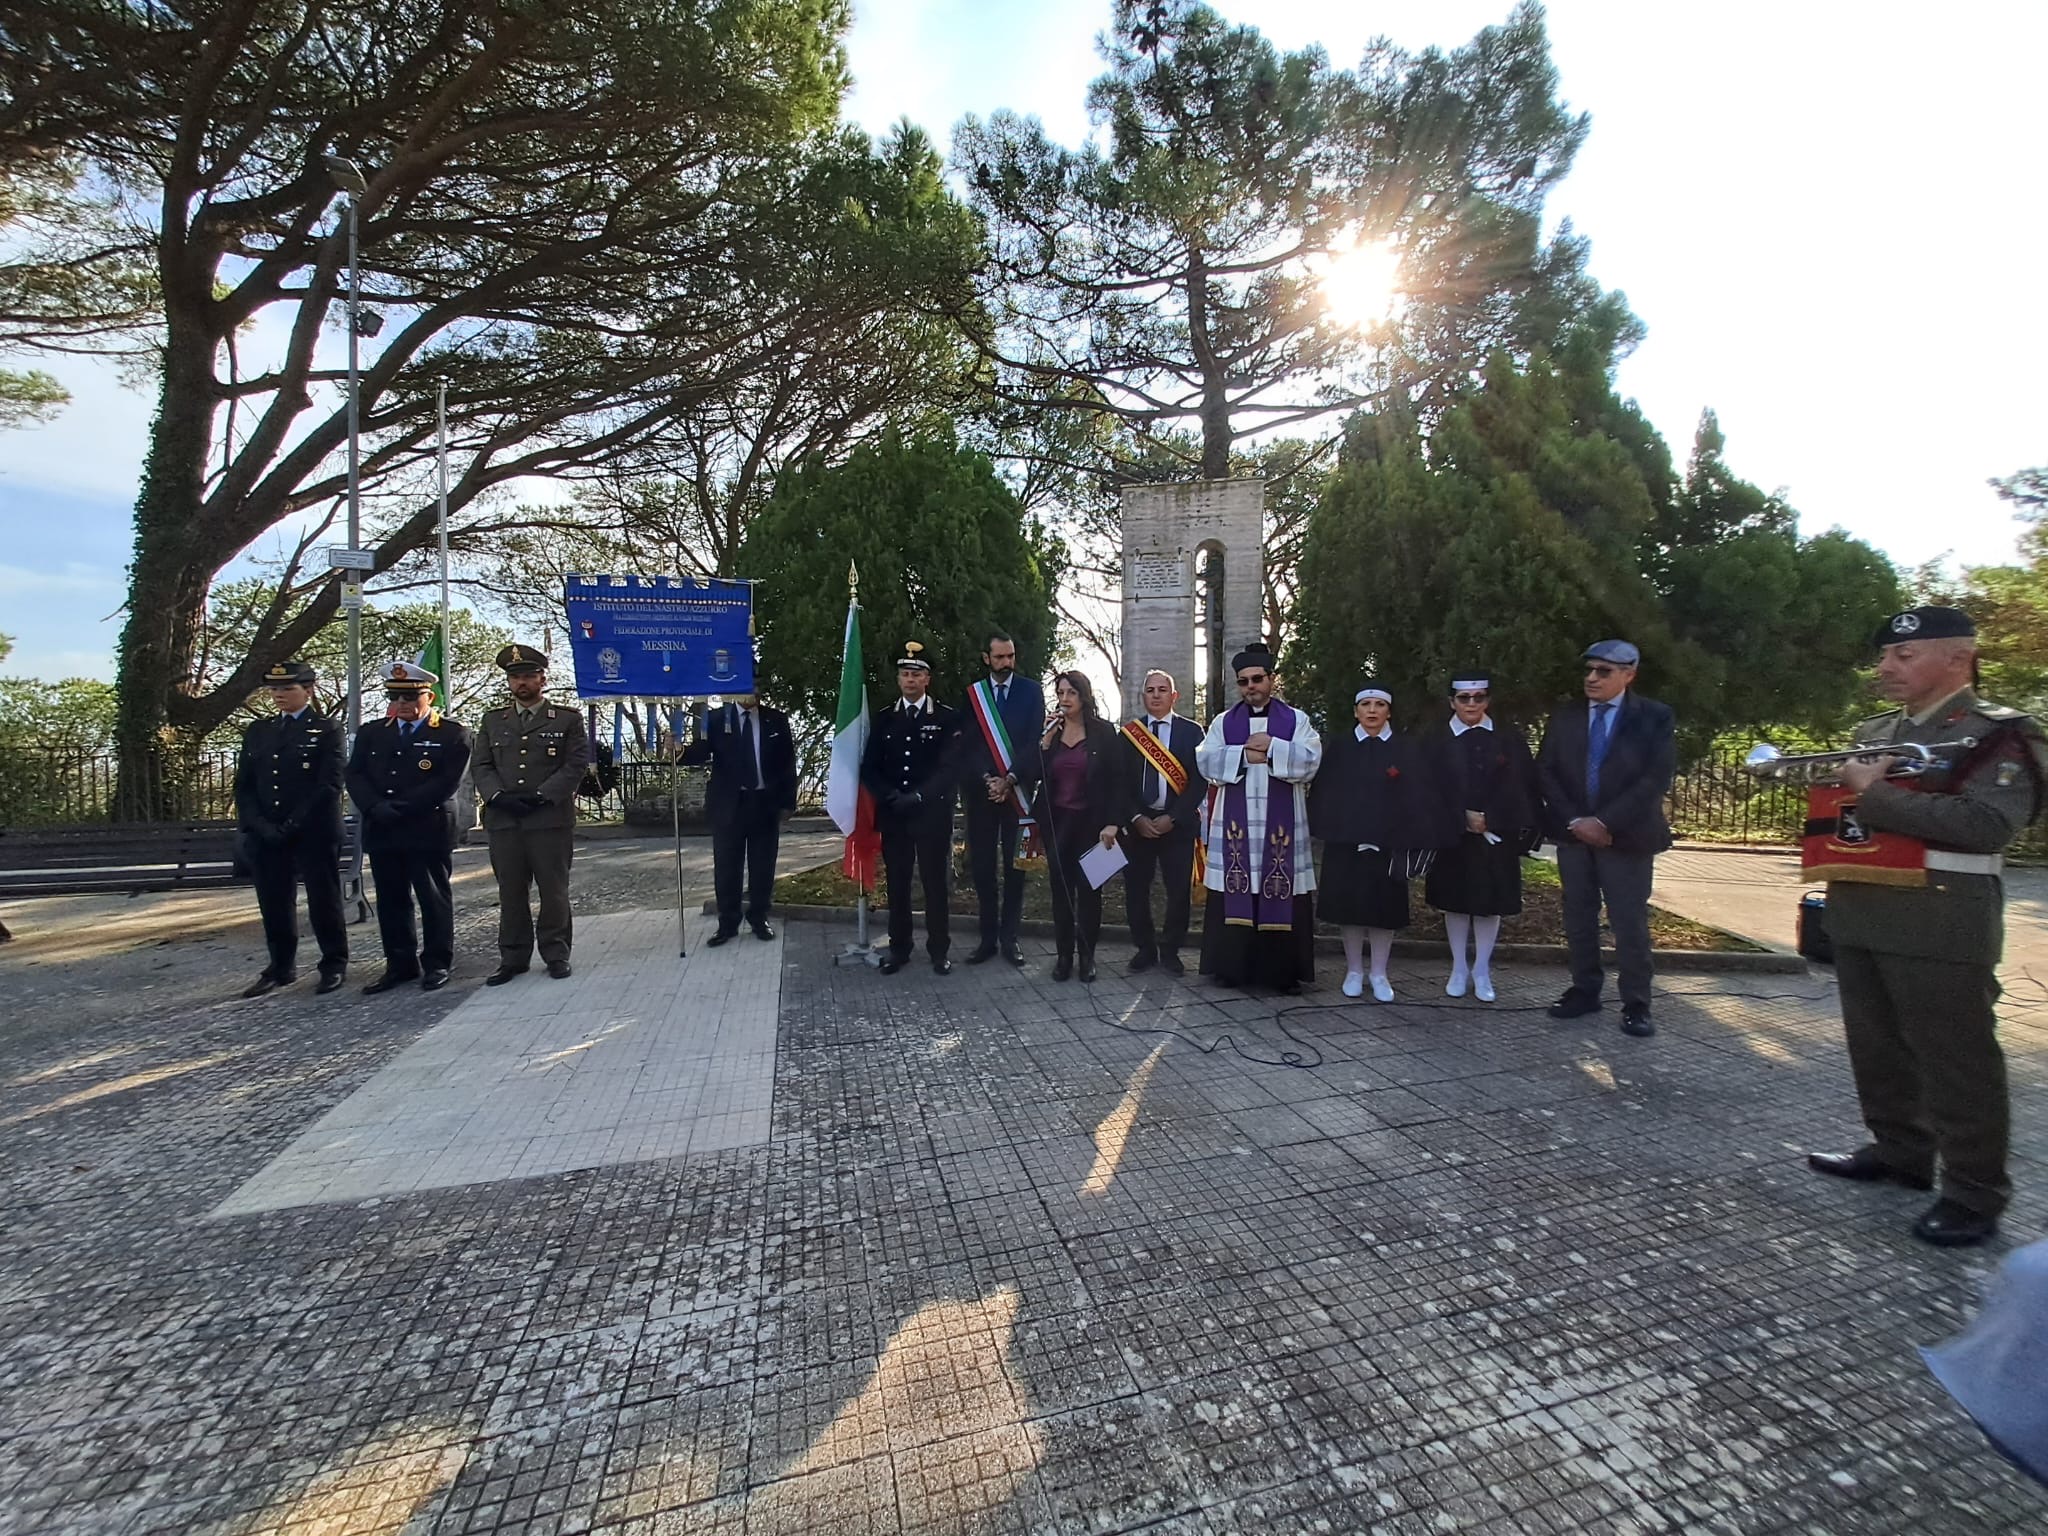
[{"xmin": 1872, "ymin": 606, "xmax": 1976, "ymax": 649}]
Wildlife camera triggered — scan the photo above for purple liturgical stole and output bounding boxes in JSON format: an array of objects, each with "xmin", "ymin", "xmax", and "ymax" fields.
[{"xmin": 1220, "ymin": 700, "xmax": 1299, "ymax": 930}]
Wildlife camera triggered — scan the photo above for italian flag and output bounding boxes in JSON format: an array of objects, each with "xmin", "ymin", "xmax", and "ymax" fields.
[{"xmin": 826, "ymin": 597, "xmax": 879, "ymax": 891}]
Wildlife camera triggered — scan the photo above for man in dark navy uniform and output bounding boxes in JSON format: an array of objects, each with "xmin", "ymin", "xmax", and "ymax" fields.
[
  {"xmin": 347, "ymin": 661, "xmax": 473, "ymax": 993},
  {"xmin": 235, "ymin": 659, "xmax": 349, "ymax": 997},
  {"xmin": 861, "ymin": 642, "xmax": 959, "ymax": 974},
  {"xmin": 683, "ymin": 692, "xmax": 800, "ymax": 945}
]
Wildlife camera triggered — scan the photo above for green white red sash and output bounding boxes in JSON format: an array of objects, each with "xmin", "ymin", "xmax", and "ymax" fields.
[{"xmin": 968, "ymin": 679, "xmax": 1034, "ymax": 825}]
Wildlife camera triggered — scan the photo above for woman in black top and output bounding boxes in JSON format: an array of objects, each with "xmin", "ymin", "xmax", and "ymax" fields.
[
  {"xmin": 1418, "ymin": 671, "xmax": 1543, "ymax": 1001},
  {"xmin": 1308, "ymin": 684, "xmax": 1453, "ymax": 1001},
  {"xmin": 1036, "ymin": 671, "xmax": 1122, "ymax": 981}
]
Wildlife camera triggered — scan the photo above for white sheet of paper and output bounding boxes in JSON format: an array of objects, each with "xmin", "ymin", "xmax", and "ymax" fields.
[{"xmin": 1078, "ymin": 839, "xmax": 1129, "ymax": 891}]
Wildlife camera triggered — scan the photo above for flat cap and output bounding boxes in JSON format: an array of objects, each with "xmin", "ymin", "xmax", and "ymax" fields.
[
  {"xmin": 1583, "ymin": 639, "xmax": 1640, "ymax": 667},
  {"xmin": 495, "ymin": 643, "xmax": 548, "ymax": 672},
  {"xmin": 262, "ymin": 659, "xmax": 316, "ymax": 687},
  {"xmin": 1873, "ymin": 605, "xmax": 1976, "ymax": 648}
]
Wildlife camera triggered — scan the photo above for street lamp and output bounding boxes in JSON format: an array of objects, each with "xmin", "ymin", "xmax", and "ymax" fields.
[{"xmin": 325, "ymin": 152, "xmax": 373, "ymax": 918}]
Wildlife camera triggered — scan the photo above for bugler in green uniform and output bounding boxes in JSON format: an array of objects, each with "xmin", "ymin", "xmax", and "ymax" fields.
[
  {"xmin": 470, "ymin": 644, "xmax": 590, "ymax": 983},
  {"xmin": 1809, "ymin": 606, "xmax": 2048, "ymax": 1247}
]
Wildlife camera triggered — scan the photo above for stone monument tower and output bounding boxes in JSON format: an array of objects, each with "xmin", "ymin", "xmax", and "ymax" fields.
[{"xmin": 1118, "ymin": 479, "xmax": 1265, "ymax": 723}]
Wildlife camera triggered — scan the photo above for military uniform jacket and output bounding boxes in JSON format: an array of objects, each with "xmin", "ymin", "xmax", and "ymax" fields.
[
  {"xmin": 471, "ymin": 704, "xmax": 590, "ymax": 832},
  {"xmin": 235, "ymin": 709, "xmax": 345, "ymax": 841},
  {"xmin": 1825, "ymin": 688, "xmax": 2044, "ymax": 964},
  {"xmin": 861, "ymin": 699, "xmax": 959, "ymax": 829},
  {"xmin": 346, "ymin": 713, "xmax": 474, "ymax": 853}
]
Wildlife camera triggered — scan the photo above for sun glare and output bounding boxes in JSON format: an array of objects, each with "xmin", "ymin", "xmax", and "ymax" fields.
[{"xmin": 1318, "ymin": 236, "xmax": 1403, "ymax": 332}]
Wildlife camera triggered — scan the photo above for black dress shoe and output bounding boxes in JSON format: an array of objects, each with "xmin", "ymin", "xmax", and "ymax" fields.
[
  {"xmin": 420, "ymin": 969, "xmax": 451, "ymax": 992},
  {"xmin": 546, "ymin": 959, "xmax": 572, "ymax": 980},
  {"xmin": 932, "ymin": 956, "xmax": 953, "ymax": 975},
  {"xmin": 965, "ymin": 944, "xmax": 999, "ymax": 964},
  {"xmin": 1078, "ymin": 955, "xmax": 1097, "ymax": 984},
  {"xmin": 1052, "ymin": 956, "xmax": 1073, "ymax": 982},
  {"xmin": 1127, "ymin": 951, "xmax": 1157, "ymax": 974},
  {"xmin": 707, "ymin": 930, "xmax": 737, "ymax": 948},
  {"xmin": 1912, "ymin": 1198, "xmax": 2000, "ymax": 1247},
  {"xmin": 750, "ymin": 922, "xmax": 776, "ymax": 941},
  {"xmin": 1619, "ymin": 1007, "xmax": 1655, "ymax": 1038},
  {"xmin": 1807, "ymin": 1145, "xmax": 1934, "ymax": 1190},
  {"xmin": 315, "ymin": 971, "xmax": 346, "ymax": 995},
  {"xmin": 1548, "ymin": 989, "xmax": 1601, "ymax": 1019},
  {"xmin": 1160, "ymin": 952, "xmax": 1185, "ymax": 976},
  {"xmin": 362, "ymin": 969, "xmax": 420, "ymax": 995},
  {"xmin": 878, "ymin": 954, "xmax": 905, "ymax": 975},
  {"xmin": 486, "ymin": 966, "xmax": 527, "ymax": 986},
  {"xmin": 241, "ymin": 973, "xmax": 289, "ymax": 999},
  {"xmin": 1002, "ymin": 943, "xmax": 1025, "ymax": 966}
]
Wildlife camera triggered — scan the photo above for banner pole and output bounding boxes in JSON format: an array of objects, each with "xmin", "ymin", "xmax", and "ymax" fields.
[{"xmin": 673, "ymin": 705, "xmax": 688, "ymax": 958}]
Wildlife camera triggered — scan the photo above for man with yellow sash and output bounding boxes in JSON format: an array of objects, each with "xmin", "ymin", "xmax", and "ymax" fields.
[
  {"xmin": 1118, "ymin": 669, "xmax": 1206, "ymax": 975},
  {"xmin": 1809, "ymin": 605, "xmax": 2047, "ymax": 1247}
]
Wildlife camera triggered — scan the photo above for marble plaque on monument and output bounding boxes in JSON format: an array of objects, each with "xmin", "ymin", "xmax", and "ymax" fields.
[{"xmin": 1131, "ymin": 550, "xmax": 1189, "ymax": 600}]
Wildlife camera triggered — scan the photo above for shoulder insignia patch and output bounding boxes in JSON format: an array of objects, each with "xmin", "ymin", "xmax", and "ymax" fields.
[{"xmin": 1997, "ymin": 760, "xmax": 2022, "ymax": 787}]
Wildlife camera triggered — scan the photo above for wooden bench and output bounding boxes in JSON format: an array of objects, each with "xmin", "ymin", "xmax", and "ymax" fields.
[{"xmin": 0, "ymin": 819, "xmax": 365, "ymax": 940}]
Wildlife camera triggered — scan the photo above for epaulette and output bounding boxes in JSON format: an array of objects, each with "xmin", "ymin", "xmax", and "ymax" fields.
[{"xmin": 1971, "ymin": 702, "xmax": 2029, "ymax": 723}]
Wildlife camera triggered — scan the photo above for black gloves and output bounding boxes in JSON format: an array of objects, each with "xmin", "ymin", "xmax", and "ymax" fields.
[
  {"xmin": 520, "ymin": 792, "xmax": 550, "ymax": 812},
  {"xmin": 245, "ymin": 817, "xmax": 284, "ymax": 846},
  {"xmin": 367, "ymin": 801, "xmax": 402, "ymax": 824},
  {"xmin": 492, "ymin": 791, "xmax": 550, "ymax": 817},
  {"xmin": 889, "ymin": 789, "xmax": 923, "ymax": 813}
]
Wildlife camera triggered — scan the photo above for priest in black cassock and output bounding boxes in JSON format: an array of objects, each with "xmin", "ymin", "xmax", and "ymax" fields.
[
  {"xmin": 1308, "ymin": 683, "xmax": 1456, "ymax": 1001},
  {"xmin": 1195, "ymin": 644, "xmax": 1322, "ymax": 992}
]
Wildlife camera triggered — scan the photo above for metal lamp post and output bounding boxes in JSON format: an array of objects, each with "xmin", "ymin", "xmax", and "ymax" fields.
[{"xmin": 325, "ymin": 153, "xmax": 371, "ymax": 917}]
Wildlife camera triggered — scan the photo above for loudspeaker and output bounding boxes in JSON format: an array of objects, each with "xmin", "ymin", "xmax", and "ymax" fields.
[{"xmin": 1797, "ymin": 891, "xmax": 1832, "ymax": 965}]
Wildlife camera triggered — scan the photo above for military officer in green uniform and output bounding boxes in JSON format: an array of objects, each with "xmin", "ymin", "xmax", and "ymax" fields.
[
  {"xmin": 470, "ymin": 645, "xmax": 590, "ymax": 983},
  {"xmin": 235, "ymin": 659, "xmax": 349, "ymax": 997},
  {"xmin": 1809, "ymin": 605, "xmax": 2045, "ymax": 1247}
]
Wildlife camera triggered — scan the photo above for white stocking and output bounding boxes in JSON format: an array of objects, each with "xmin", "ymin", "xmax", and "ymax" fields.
[
  {"xmin": 1444, "ymin": 912, "xmax": 1472, "ymax": 979},
  {"xmin": 1472, "ymin": 914, "xmax": 1501, "ymax": 980},
  {"xmin": 1367, "ymin": 928, "xmax": 1394, "ymax": 981},
  {"xmin": 1341, "ymin": 926, "xmax": 1366, "ymax": 977}
]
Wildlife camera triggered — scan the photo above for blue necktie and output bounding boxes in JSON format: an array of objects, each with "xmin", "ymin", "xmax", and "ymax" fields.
[
  {"xmin": 997, "ymin": 681, "xmax": 1008, "ymax": 709},
  {"xmin": 1586, "ymin": 702, "xmax": 1614, "ymax": 804}
]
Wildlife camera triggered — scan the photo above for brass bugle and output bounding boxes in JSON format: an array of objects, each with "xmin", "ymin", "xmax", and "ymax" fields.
[{"xmin": 1742, "ymin": 738, "xmax": 1979, "ymax": 786}]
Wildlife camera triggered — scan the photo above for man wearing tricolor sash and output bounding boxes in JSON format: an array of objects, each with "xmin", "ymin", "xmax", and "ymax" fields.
[
  {"xmin": 958, "ymin": 631, "xmax": 1045, "ymax": 966},
  {"xmin": 1119, "ymin": 669, "xmax": 1205, "ymax": 976},
  {"xmin": 1196, "ymin": 643, "xmax": 1322, "ymax": 993}
]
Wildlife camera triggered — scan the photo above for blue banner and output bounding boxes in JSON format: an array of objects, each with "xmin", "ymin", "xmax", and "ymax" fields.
[{"xmin": 562, "ymin": 574, "xmax": 754, "ymax": 698}]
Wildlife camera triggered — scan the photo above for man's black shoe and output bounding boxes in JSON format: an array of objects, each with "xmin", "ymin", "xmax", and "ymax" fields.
[
  {"xmin": 1160, "ymin": 952, "xmax": 1185, "ymax": 976},
  {"xmin": 1619, "ymin": 1007, "xmax": 1655, "ymax": 1038},
  {"xmin": 707, "ymin": 930, "xmax": 737, "ymax": 948},
  {"xmin": 486, "ymin": 966, "xmax": 526, "ymax": 986},
  {"xmin": 1002, "ymin": 943, "xmax": 1026, "ymax": 967},
  {"xmin": 362, "ymin": 969, "xmax": 420, "ymax": 995},
  {"xmin": 315, "ymin": 971, "xmax": 346, "ymax": 995},
  {"xmin": 546, "ymin": 959, "xmax": 572, "ymax": 980},
  {"xmin": 1548, "ymin": 990, "xmax": 1601, "ymax": 1019},
  {"xmin": 1912, "ymin": 1198, "xmax": 2000, "ymax": 1248},
  {"xmin": 1078, "ymin": 955, "xmax": 1097, "ymax": 984},
  {"xmin": 420, "ymin": 969, "xmax": 451, "ymax": 992},
  {"xmin": 241, "ymin": 972, "xmax": 290, "ymax": 999},
  {"xmin": 878, "ymin": 954, "xmax": 905, "ymax": 975},
  {"xmin": 1127, "ymin": 951, "xmax": 1157, "ymax": 974},
  {"xmin": 932, "ymin": 956, "xmax": 953, "ymax": 975},
  {"xmin": 1807, "ymin": 1145, "xmax": 1934, "ymax": 1191},
  {"xmin": 965, "ymin": 944, "xmax": 999, "ymax": 964},
  {"xmin": 751, "ymin": 922, "xmax": 776, "ymax": 941},
  {"xmin": 1052, "ymin": 956, "xmax": 1073, "ymax": 982}
]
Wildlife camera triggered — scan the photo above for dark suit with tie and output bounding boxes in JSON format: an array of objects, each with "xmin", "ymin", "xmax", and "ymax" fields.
[
  {"xmin": 1537, "ymin": 691, "xmax": 1676, "ymax": 1015},
  {"xmin": 1118, "ymin": 711, "xmax": 1205, "ymax": 963},
  {"xmin": 957, "ymin": 674, "xmax": 1046, "ymax": 952},
  {"xmin": 682, "ymin": 701, "xmax": 799, "ymax": 935}
]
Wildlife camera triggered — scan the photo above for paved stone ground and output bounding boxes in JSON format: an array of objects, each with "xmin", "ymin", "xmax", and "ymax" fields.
[{"xmin": 1, "ymin": 837, "xmax": 2044, "ymax": 1535}]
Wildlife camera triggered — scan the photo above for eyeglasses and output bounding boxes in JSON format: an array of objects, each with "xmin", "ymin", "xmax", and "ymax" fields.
[
  {"xmin": 1453, "ymin": 691, "xmax": 1489, "ymax": 702},
  {"xmin": 1235, "ymin": 673, "xmax": 1267, "ymax": 687}
]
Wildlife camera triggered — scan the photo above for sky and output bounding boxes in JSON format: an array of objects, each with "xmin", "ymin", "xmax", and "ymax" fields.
[{"xmin": 3, "ymin": 0, "xmax": 2044, "ymax": 683}]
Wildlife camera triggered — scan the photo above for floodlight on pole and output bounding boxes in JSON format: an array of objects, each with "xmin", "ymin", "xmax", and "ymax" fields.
[{"xmin": 327, "ymin": 152, "xmax": 370, "ymax": 920}]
